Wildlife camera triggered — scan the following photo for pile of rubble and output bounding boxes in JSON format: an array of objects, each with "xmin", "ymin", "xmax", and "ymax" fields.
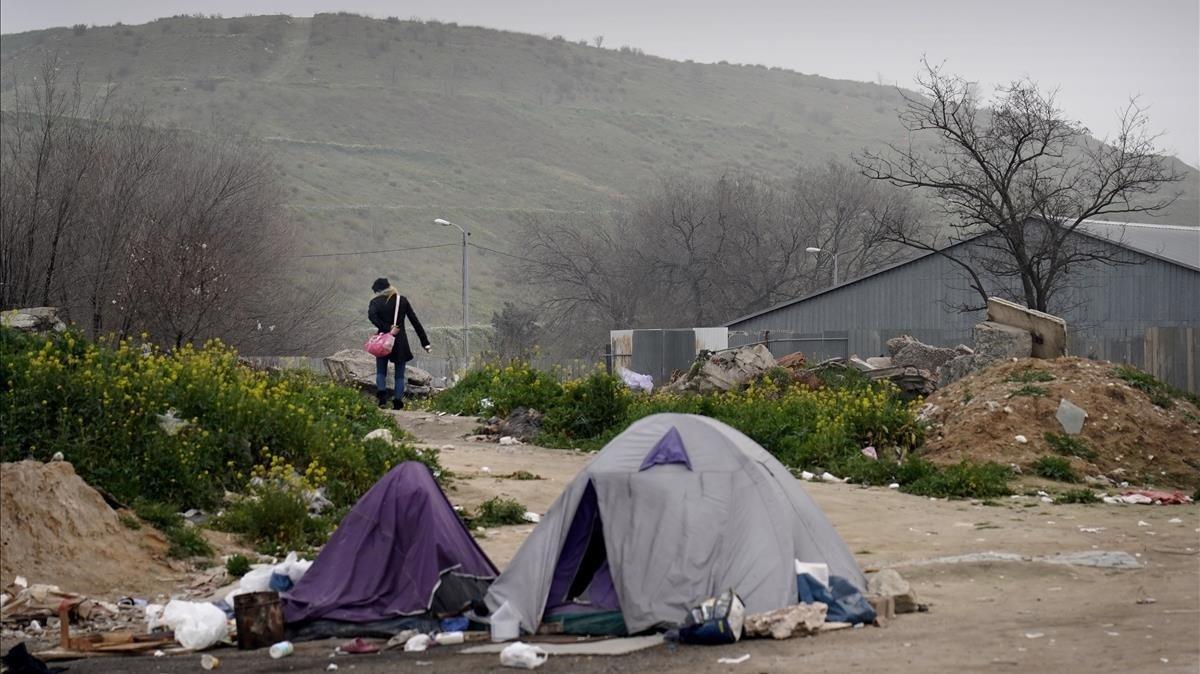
[
  {"xmin": 323, "ymin": 349, "xmax": 440, "ymax": 397},
  {"xmin": 663, "ymin": 344, "xmax": 777, "ymax": 393}
]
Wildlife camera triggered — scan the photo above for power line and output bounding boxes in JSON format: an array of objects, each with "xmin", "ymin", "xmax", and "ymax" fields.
[
  {"xmin": 468, "ymin": 242, "xmax": 539, "ymax": 264},
  {"xmin": 293, "ymin": 243, "xmax": 458, "ymax": 259}
]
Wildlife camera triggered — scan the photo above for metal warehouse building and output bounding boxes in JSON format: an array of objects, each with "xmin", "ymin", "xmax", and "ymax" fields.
[{"xmin": 726, "ymin": 221, "xmax": 1200, "ymax": 393}]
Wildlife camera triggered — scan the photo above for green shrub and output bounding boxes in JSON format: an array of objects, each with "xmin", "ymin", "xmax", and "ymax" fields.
[
  {"xmin": 1032, "ymin": 456, "xmax": 1078, "ymax": 482},
  {"xmin": 1055, "ymin": 488, "xmax": 1100, "ymax": 504},
  {"xmin": 212, "ymin": 456, "xmax": 336, "ymax": 554},
  {"xmin": 226, "ymin": 553, "xmax": 252, "ymax": 578},
  {"xmin": 1043, "ymin": 432, "xmax": 1096, "ymax": 460},
  {"xmin": 471, "ymin": 496, "xmax": 527, "ymax": 527},
  {"xmin": 1006, "ymin": 368, "xmax": 1055, "ymax": 383},
  {"xmin": 431, "ymin": 361, "xmax": 563, "ymax": 417},
  {"xmin": 118, "ymin": 513, "xmax": 142, "ymax": 530},
  {"xmin": 542, "ymin": 370, "xmax": 629, "ymax": 441},
  {"xmin": 131, "ymin": 500, "xmax": 213, "ymax": 559},
  {"xmin": 1008, "ymin": 384, "xmax": 1047, "ymax": 398},
  {"xmin": 0, "ymin": 328, "xmax": 436, "ymax": 510},
  {"xmin": 901, "ymin": 459, "xmax": 1012, "ymax": 498}
]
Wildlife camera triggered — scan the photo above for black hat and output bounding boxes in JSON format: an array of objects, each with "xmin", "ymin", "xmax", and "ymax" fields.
[{"xmin": 371, "ymin": 277, "xmax": 390, "ymax": 293}]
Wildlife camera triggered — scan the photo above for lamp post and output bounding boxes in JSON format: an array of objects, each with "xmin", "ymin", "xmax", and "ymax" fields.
[
  {"xmin": 434, "ymin": 218, "xmax": 470, "ymax": 367},
  {"xmin": 806, "ymin": 246, "xmax": 839, "ymax": 286}
]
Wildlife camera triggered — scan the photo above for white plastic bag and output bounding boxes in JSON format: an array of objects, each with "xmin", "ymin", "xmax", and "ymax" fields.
[
  {"xmin": 404, "ymin": 634, "xmax": 432, "ymax": 652},
  {"xmin": 161, "ymin": 600, "xmax": 228, "ymax": 650},
  {"xmin": 618, "ymin": 367, "xmax": 654, "ymax": 393},
  {"xmin": 144, "ymin": 603, "xmax": 167, "ymax": 631},
  {"xmin": 500, "ymin": 642, "xmax": 548, "ymax": 669}
]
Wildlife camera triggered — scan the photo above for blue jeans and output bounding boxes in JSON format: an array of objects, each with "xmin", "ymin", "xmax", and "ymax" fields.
[{"xmin": 376, "ymin": 357, "xmax": 406, "ymax": 400}]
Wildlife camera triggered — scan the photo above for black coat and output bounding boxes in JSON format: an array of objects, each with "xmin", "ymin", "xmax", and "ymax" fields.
[{"xmin": 368, "ymin": 292, "xmax": 430, "ymax": 364}]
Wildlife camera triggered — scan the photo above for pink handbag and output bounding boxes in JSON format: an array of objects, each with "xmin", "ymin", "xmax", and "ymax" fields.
[{"xmin": 364, "ymin": 294, "xmax": 401, "ymax": 357}]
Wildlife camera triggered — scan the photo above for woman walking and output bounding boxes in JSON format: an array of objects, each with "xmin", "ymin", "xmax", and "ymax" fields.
[{"xmin": 368, "ymin": 277, "xmax": 431, "ymax": 409}]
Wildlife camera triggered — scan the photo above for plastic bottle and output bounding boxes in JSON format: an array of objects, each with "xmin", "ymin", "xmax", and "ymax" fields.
[
  {"xmin": 200, "ymin": 654, "xmax": 221, "ymax": 670},
  {"xmin": 269, "ymin": 641, "xmax": 294, "ymax": 659},
  {"xmin": 434, "ymin": 631, "xmax": 464, "ymax": 645},
  {"xmin": 490, "ymin": 601, "xmax": 520, "ymax": 642}
]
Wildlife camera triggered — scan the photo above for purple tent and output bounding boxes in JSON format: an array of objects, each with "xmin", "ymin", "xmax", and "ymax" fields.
[{"xmin": 282, "ymin": 462, "xmax": 498, "ymax": 624}]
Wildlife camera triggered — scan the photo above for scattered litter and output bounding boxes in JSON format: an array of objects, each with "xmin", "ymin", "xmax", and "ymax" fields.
[
  {"xmin": 434, "ymin": 631, "xmax": 464, "ymax": 645},
  {"xmin": 499, "ymin": 642, "xmax": 548, "ymax": 669},
  {"xmin": 618, "ymin": 367, "xmax": 654, "ymax": 393},
  {"xmin": 269, "ymin": 641, "xmax": 294, "ymax": 659},
  {"xmin": 861, "ymin": 446, "xmax": 878, "ymax": 460},
  {"xmin": 156, "ymin": 409, "xmax": 190, "ymax": 436},
  {"xmin": 522, "ymin": 512, "xmax": 541, "ymax": 523},
  {"xmin": 481, "ymin": 466, "xmax": 492, "ymax": 474},
  {"xmin": 1105, "ymin": 631, "xmax": 1119, "ymax": 636},
  {"xmin": 385, "ymin": 629, "xmax": 421, "ymax": 649},
  {"xmin": 1024, "ymin": 632, "xmax": 1044, "ymax": 639},
  {"xmin": 154, "ymin": 650, "xmax": 165, "ymax": 657},
  {"xmin": 800, "ymin": 471, "xmax": 815, "ymax": 481},
  {"xmin": 404, "ymin": 634, "xmax": 432, "ymax": 652},
  {"xmin": 888, "ymin": 483, "xmax": 900, "ymax": 489},
  {"xmin": 717, "ymin": 654, "xmax": 751, "ymax": 664},
  {"xmin": 200, "ymin": 653, "xmax": 221, "ymax": 670},
  {"xmin": 1078, "ymin": 527, "xmax": 1105, "ymax": 533},
  {"xmin": 161, "ymin": 599, "xmax": 228, "ymax": 650},
  {"xmin": 327, "ymin": 665, "xmax": 339, "ymax": 672},
  {"xmin": 1137, "ymin": 598, "xmax": 1157, "ymax": 605},
  {"xmin": 744, "ymin": 603, "xmax": 826, "ymax": 639},
  {"xmin": 819, "ymin": 472, "xmax": 846, "ymax": 483},
  {"xmin": 1055, "ymin": 398, "xmax": 1087, "ymax": 435},
  {"xmin": 499, "ymin": 436, "xmax": 521, "ymax": 446},
  {"xmin": 1138, "ymin": 521, "xmax": 1151, "ymax": 527},
  {"xmin": 1168, "ymin": 517, "xmax": 1183, "ymax": 524}
]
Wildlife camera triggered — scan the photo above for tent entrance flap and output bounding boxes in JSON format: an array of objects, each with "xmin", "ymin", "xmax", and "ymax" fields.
[{"xmin": 545, "ymin": 482, "xmax": 620, "ymax": 616}]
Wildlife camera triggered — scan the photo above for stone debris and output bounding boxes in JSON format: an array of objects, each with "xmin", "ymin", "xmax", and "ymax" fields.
[
  {"xmin": 1, "ymin": 307, "xmax": 67, "ymax": 334},
  {"xmin": 887, "ymin": 335, "xmax": 959, "ymax": 373},
  {"xmin": 866, "ymin": 569, "xmax": 919, "ymax": 614},
  {"xmin": 479, "ymin": 408, "xmax": 545, "ymax": 442},
  {"xmin": 323, "ymin": 350, "xmax": 438, "ymax": 397},
  {"xmin": 743, "ymin": 603, "xmax": 827, "ymax": 639},
  {"xmin": 664, "ymin": 345, "xmax": 776, "ymax": 393}
]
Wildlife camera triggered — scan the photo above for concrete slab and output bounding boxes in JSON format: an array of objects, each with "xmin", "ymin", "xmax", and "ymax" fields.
[{"xmin": 986, "ymin": 297, "xmax": 1068, "ymax": 358}]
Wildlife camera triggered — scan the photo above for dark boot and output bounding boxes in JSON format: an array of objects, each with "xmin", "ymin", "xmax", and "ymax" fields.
[
  {"xmin": 376, "ymin": 390, "xmax": 389, "ymax": 408},
  {"xmin": 392, "ymin": 398, "xmax": 405, "ymax": 411}
]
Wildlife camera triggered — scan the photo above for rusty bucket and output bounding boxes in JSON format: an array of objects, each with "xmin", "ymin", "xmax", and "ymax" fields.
[{"xmin": 233, "ymin": 591, "xmax": 284, "ymax": 650}]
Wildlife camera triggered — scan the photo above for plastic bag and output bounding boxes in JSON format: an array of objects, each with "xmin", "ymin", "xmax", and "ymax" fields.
[
  {"xmin": 676, "ymin": 589, "xmax": 745, "ymax": 645},
  {"xmin": 404, "ymin": 634, "xmax": 432, "ymax": 652},
  {"xmin": 160, "ymin": 600, "xmax": 228, "ymax": 650},
  {"xmin": 618, "ymin": 368, "xmax": 654, "ymax": 393},
  {"xmin": 500, "ymin": 642, "xmax": 548, "ymax": 669}
]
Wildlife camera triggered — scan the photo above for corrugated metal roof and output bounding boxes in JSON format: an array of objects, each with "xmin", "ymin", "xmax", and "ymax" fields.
[
  {"xmin": 1075, "ymin": 220, "xmax": 1200, "ymax": 272},
  {"xmin": 726, "ymin": 219, "xmax": 1200, "ymax": 327}
]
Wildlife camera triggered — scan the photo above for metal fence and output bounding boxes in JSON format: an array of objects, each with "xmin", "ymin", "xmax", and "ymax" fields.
[{"xmin": 727, "ymin": 331, "xmax": 849, "ymax": 362}]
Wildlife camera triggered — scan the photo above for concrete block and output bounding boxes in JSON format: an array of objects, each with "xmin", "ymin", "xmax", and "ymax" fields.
[
  {"xmin": 986, "ymin": 297, "xmax": 1067, "ymax": 358},
  {"xmin": 973, "ymin": 321, "xmax": 1033, "ymax": 360}
]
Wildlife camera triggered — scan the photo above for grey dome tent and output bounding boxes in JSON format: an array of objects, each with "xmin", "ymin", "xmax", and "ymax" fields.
[{"xmin": 485, "ymin": 413, "xmax": 866, "ymax": 635}]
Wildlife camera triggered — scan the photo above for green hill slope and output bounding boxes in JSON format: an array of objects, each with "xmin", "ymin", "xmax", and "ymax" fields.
[{"xmin": 3, "ymin": 13, "xmax": 1196, "ymax": 351}]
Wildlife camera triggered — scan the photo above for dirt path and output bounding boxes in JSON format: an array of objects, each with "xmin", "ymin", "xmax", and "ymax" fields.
[
  {"xmin": 29, "ymin": 411, "xmax": 1200, "ymax": 672},
  {"xmin": 259, "ymin": 17, "xmax": 310, "ymax": 83}
]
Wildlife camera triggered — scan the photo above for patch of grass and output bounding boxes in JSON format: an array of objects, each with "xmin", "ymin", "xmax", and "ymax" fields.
[
  {"xmin": 902, "ymin": 460, "xmax": 1013, "ymax": 499},
  {"xmin": 225, "ymin": 553, "xmax": 252, "ymax": 578},
  {"xmin": 498, "ymin": 470, "xmax": 543, "ymax": 480},
  {"xmin": 1043, "ymin": 432, "xmax": 1096, "ymax": 460},
  {"xmin": 133, "ymin": 500, "xmax": 214, "ymax": 559},
  {"xmin": 212, "ymin": 467, "xmax": 335, "ymax": 555},
  {"xmin": 979, "ymin": 499, "xmax": 1001, "ymax": 507},
  {"xmin": 1008, "ymin": 384, "xmax": 1048, "ymax": 398},
  {"xmin": 1113, "ymin": 365, "xmax": 1199, "ymax": 409},
  {"xmin": 1032, "ymin": 456, "xmax": 1078, "ymax": 483},
  {"xmin": 471, "ymin": 496, "xmax": 527, "ymax": 528},
  {"xmin": 1054, "ymin": 488, "xmax": 1101, "ymax": 504},
  {"xmin": 1006, "ymin": 368, "xmax": 1055, "ymax": 383},
  {"xmin": 118, "ymin": 513, "xmax": 142, "ymax": 530}
]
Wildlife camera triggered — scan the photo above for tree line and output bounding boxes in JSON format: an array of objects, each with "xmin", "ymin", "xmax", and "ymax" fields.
[{"xmin": 1, "ymin": 57, "xmax": 333, "ymax": 353}]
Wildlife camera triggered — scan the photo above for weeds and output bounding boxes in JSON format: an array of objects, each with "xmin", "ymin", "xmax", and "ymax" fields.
[
  {"xmin": 1006, "ymin": 368, "xmax": 1055, "ymax": 383},
  {"xmin": 1008, "ymin": 384, "xmax": 1048, "ymax": 398},
  {"xmin": 1054, "ymin": 489, "xmax": 1100, "ymax": 504},
  {"xmin": 118, "ymin": 513, "xmax": 142, "ymax": 530},
  {"xmin": 133, "ymin": 500, "xmax": 214, "ymax": 559},
  {"xmin": 1043, "ymin": 432, "xmax": 1096, "ymax": 460},
  {"xmin": 902, "ymin": 459, "xmax": 1013, "ymax": 498},
  {"xmin": 225, "ymin": 553, "xmax": 252, "ymax": 578},
  {"xmin": 1032, "ymin": 456, "xmax": 1078, "ymax": 483},
  {"xmin": 498, "ymin": 470, "xmax": 543, "ymax": 480},
  {"xmin": 1113, "ymin": 365, "xmax": 1199, "ymax": 409},
  {"xmin": 470, "ymin": 496, "xmax": 527, "ymax": 528}
]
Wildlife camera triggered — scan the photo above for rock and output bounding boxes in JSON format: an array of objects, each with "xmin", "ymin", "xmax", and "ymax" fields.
[
  {"xmin": 1014, "ymin": 435, "xmax": 1028, "ymax": 444},
  {"xmin": 848, "ymin": 356, "xmax": 875, "ymax": 371},
  {"xmin": 323, "ymin": 350, "xmax": 436, "ymax": 396},
  {"xmin": 364, "ymin": 428, "xmax": 396, "ymax": 445},
  {"xmin": 665, "ymin": 345, "xmax": 776, "ymax": 393},
  {"xmin": 986, "ymin": 297, "xmax": 1067, "ymax": 359},
  {"xmin": 886, "ymin": 335, "xmax": 919, "ymax": 358},
  {"xmin": 973, "ymin": 321, "xmax": 1033, "ymax": 360},
  {"xmin": 1, "ymin": 307, "xmax": 67, "ymax": 334},
  {"xmin": 1055, "ymin": 398, "xmax": 1087, "ymax": 435},
  {"xmin": 776, "ymin": 351, "xmax": 808, "ymax": 370},
  {"xmin": 492, "ymin": 402, "xmax": 544, "ymax": 441},
  {"xmin": 743, "ymin": 603, "xmax": 827, "ymax": 639},
  {"xmin": 867, "ymin": 595, "xmax": 896, "ymax": 622},
  {"xmin": 891, "ymin": 339, "xmax": 959, "ymax": 373},
  {"xmin": 865, "ymin": 356, "xmax": 893, "ymax": 369},
  {"xmin": 867, "ymin": 569, "xmax": 919, "ymax": 614},
  {"xmin": 954, "ymin": 344, "xmax": 975, "ymax": 355}
]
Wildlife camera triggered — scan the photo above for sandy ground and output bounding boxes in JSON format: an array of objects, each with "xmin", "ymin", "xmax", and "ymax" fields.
[{"xmin": 17, "ymin": 410, "xmax": 1200, "ymax": 673}]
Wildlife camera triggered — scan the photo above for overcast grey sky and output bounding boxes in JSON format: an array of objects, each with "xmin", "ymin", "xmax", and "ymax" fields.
[{"xmin": 3, "ymin": 0, "xmax": 1198, "ymax": 166}]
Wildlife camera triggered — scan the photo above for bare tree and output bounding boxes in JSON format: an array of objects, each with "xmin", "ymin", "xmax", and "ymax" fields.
[{"xmin": 856, "ymin": 61, "xmax": 1183, "ymax": 313}]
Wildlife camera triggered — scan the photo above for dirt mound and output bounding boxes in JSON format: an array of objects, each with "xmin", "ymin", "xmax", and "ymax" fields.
[
  {"xmin": 0, "ymin": 461, "xmax": 186, "ymax": 597},
  {"xmin": 920, "ymin": 358, "xmax": 1200, "ymax": 488}
]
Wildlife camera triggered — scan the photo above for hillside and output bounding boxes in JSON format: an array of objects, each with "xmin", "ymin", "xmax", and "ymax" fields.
[{"xmin": 3, "ymin": 13, "xmax": 1197, "ymax": 353}]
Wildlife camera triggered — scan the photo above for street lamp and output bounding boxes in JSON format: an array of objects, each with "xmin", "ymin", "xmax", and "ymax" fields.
[
  {"xmin": 435, "ymin": 218, "xmax": 470, "ymax": 367},
  {"xmin": 806, "ymin": 246, "xmax": 839, "ymax": 286}
]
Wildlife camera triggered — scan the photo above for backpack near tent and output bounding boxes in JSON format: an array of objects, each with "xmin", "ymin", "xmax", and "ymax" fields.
[
  {"xmin": 282, "ymin": 461, "xmax": 497, "ymax": 632},
  {"xmin": 484, "ymin": 413, "xmax": 867, "ymax": 635}
]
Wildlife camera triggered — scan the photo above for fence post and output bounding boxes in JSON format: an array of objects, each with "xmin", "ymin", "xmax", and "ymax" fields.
[{"xmin": 604, "ymin": 342, "xmax": 613, "ymax": 375}]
